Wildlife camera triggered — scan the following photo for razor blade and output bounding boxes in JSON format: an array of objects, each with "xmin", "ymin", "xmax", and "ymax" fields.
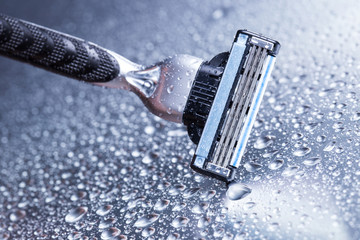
[{"xmin": 183, "ymin": 30, "xmax": 280, "ymax": 182}]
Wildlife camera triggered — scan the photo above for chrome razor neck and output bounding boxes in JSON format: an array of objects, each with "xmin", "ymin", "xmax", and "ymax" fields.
[{"xmin": 95, "ymin": 52, "xmax": 203, "ymax": 123}]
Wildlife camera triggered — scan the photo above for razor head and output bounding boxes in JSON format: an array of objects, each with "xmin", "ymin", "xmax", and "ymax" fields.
[{"xmin": 183, "ymin": 30, "xmax": 280, "ymax": 182}]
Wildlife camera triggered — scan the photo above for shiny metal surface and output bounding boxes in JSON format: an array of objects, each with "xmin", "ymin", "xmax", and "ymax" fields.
[
  {"xmin": 1, "ymin": 0, "xmax": 360, "ymax": 239},
  {"xmin": 97, "ymin": 52, "xmax": 203, "ymax": 123}
]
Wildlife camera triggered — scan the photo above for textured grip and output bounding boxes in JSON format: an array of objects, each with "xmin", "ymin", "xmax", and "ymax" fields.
[{"xmin": 0, "ymin": 14, "xmax": 120, "ymax": 82}]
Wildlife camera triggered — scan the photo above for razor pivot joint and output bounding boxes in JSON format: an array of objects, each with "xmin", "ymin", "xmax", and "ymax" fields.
[{"xmin": 183, "ymin": 30, "xmax": 280, "ymax": 182}]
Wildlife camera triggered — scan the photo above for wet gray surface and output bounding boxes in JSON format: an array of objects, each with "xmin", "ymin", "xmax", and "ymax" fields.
[{"xmin": 1, "ymin": 0, "xmax": 360, "ymax": 239}]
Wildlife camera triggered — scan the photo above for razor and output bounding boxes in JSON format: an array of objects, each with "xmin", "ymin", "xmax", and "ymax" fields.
[{"xmin": 0, "ymin": 14, "xmax": 280, "ymax": 182}]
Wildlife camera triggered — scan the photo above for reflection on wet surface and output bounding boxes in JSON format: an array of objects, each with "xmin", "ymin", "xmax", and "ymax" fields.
[{"xmin": 1, "ymin": 0, "xmax": 360, "ymax": 239}]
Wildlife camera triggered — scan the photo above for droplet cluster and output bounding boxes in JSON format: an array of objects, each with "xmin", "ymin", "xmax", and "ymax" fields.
[{"xmin": 1, "ymin": 0, "xmax": 360, "ymax": 239}]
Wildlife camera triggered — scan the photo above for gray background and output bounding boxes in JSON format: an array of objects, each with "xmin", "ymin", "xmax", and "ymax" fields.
[{"xmin": 1, "ymin": 0, "xmax": 360, "ymax": 239}]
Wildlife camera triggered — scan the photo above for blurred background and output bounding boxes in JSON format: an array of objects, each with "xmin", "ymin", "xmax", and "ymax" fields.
[{"xmin": 1, "ymin": 0, "xmax": 360, "ymax": 239}]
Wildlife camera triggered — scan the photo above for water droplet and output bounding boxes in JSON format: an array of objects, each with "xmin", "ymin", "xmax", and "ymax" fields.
[
  {"xmin": 172, "ymin": 202, "xmax": 186, "ymax": 211},
  {"xmin": 316, "ymin": 135, "xmax": 326, "ymax": 142},
  {"xmin": 168, "ymin": 184, "xmax": 186, "ymax": 196},
  {"xmin": 171, "ymin": 216, "xmax": 189, "ymax": 228},
  {"xmin": 65, "ymin": 206, "xmax": 88, "ymax": 223},
  {"xmin": 244, "ymin": 161, "xmax": 263, "ymax": 172},
  {"xmin": 254, "ymin": 135, "xmax": 275, "ymax": 149},
  {"xmin": 182, "ymin": 187, "xmax": 200, "ymax": 198},
  {"xmin": 101, "ymin": 227, "xmax": 120, "ymax": 240},
  {"xmin": 133, "ymin": 213, "xmax": 159, "ymax": 228},
  {"xmin": 296, "ymin": 105, "xmax": 310, "ymax": 115},
  {"xmin": 268, "ymin": 222, "xmax": 280, "ymax": 232},
  {"xmin": 191, "ymin": 202, "xmax": 209, "ymax": 214},
  {"xmin": 96, "ymin": 204, "xmax": 113, "ymax": 216},
  {"xmin": 226, "ymin": 182, "xmax": 252, "ymax": 201},
  {"xmin": 127, "ymin": 196, "xmax": 146, "ymax": 209},
  {"xmin": 293, "ymin": 147, "xmax": 311, "ymax": 157},
  {"xmin": 67, "ymin": 232, "xmax": 82, "ymax": 240},
  {"xmin": 9, "ymin": 209, "xmax": 26, "ymax": 222},
  {"xmin": 197, "ymin": 216, "xmax": 211, "ymax": 228},
  {"xmin": 167, "ymin": 128, "xmax": 188, "ymax": 137},
  {"xmin": 336, "ymin": 103, "xmax": 347, "ymax": 109},
  {"xmin": 268, "ymin": 159, "xmax": 284, "ymax": 170},
  {"xmin": 303, "ymin": 157, "xmax": 321, "ymax": 166},
  {"xmin": 97, "ymin": 136, "xmax": 104, "ymax": 143},
  {"xmin": 351, "ymin": 112, "xmax": 360, "ymax": 121},
  {"xmin": 99, "ymin": 217, "xmax": 117, "ymax": 229},
  {"xmin": 144, "ymin": 125, "xmax": 155, "ymax": 135},
  {"xmin": 200, "ymin": 190, "xmax": 216, "ymax": 200},
  {"xmin": 243, "ymin": 202, "xmax": 256, "ymax": 210},
  {"xmin": 70, "ymin": 191, "xmax": 87, "ymax": 201},
  {"xmin": 282, "ymin": 166, "xmax": 299, "ymax": 177},
  {"xmin": 324, "ymin": 141, "xmax": 336, "ymax": 152},
  {"xmin": 212, "ymin": 9, "xmax": 224, "ymax": 19},
  {"xmin": 167, "ymin": 233, "xmax": 180, "ymax": 240},
  {"xmin": 131, "ymin": 150, "xmax": 140, "ymax": 157},
  {"xmin": 304, "ymin": 122, "xmax": 321, "ymax": 132},
  {"xmin": 167, "ymin": 85, "xmax": 174, "ymax": 93},
  {"xmin": 142, "ymin": 151, "xmax": 159, "ymax": 164},
  {"xmin": 291, "ymin": 133, "xmax": 303, "ymax": 140},
  {"xmin": 334, "ymin": 111, "xmax": 343, "ymax": 119},
  {"xmin": 154, "ymin": 199, "xmax": 170, "ymax": 211},
  {"xmin": 142, "ymin": 227, "xmax": 155, "ymax": 237}
]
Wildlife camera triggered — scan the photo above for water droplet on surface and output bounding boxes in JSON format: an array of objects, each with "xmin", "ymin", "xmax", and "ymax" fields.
[
  {"xmin": 154, "ymin": 199, "xmax": 170, "ymax": 211},
  {"xmin": 191, "ymin": 202, "xmax": 209, "ymax": 214},
  {"xmin": 101, "ymin": 227, "xmax": 120, "ymax": 240},
  {"xmin": 293, "ymin": 147, "xmax": 311, "ymax": 157},
  {"xmin": 243, "ymin": 202, "xmax": 256, "ymax": 210},
  {"xmin": 168, "ymin": 184, "xmax": 186, "ymax": 196},
  {"xmin": 134, "ymin": 213, "xmax": 159, "ymax": 228},
  {"xmin": 292, "ymin": 133, "xmax": 303, "ymax": 140},
  {"xmin": 142, "ymin": 227, "xmax": 155, "ymax": 237},
  {"xmin": 167, "ymin": 129, "xmax": 188, "ymax": 137},
  {"xmin": 351, "ymin": 112, "xmax": 360, "ymax": 121},
  {"xmin": 268, "ymin": 159, "xmax": 284, "ymax": 170},
  {"xmin": 316, "ymin": 135, "xmax": 326, "ymax": 142},
  {"xmin": 167, "ymin": 85, "xmax": 174, "ymax": 93},
  {"xmin": 171, "ymin": 216, "xmax": 189, "ymax": 228},
  {"xmin": 324, "ymin": 141, "xmax": 336, "ymax": 152},
  {"xmin": 70, "ymin": 191, "xmax": 87, "ymax": 201},
  {"xmin": 182, "ymin": 187, "xmax": 200, "ymax": 198},
  {"xmin": 254, "ymin": 135, "xmax": 275, "ymax": 149},
  {"xmin": 99, "ymin": 217, "xmax": 117, "ymax": 229},
  {"xmin": 226, "ymin": 182, "xmax": 252, "ymax": 201},
  {"xmin": 197, "ymin": 216, "xmax": 211, "ymax": 228},
  {"xmin": 200, "ymin": 190, "xmax": 216, "ymax": 200},
  {"xmin": 212, "ymin": 9, "xmax": 224, "ymax": 19},
  {"xmin": 65, "ymin": 206, "xmax": 88, "ymax": 223},
  {"xmin": 172, "ymin": 202, "xmax": 186, "ymax": 212},
  {"xmin": 268, "ymin": 222, "xmax": 280, "ymax": 232},
  {"xmin": 127, "ymin": 196, "xmax": 146, "ymax": 209},
  {"xmin": 282, "ymin": 166, "xmax": 299, "ymax": 177},
  {"xmin": 244, "ymin": 161, "xmax": 263, "ymax": 172},
  {"xmin": 296, "ymin": 105, "xmax": 310, "ymax": 114},
  {"xmin": 214, "ymin": 227, "xmax": 225, "ymax": 237},
  {"xmin": 144, "ymin": 125, "xmax": 155, "ymax": 135},
  {"xmin": 96, "ymin": 204, "xmax": 113, "ymax": 216},
  {"xmin": 303, "ymin": 157, "xmax": 322, "ymax": 166},
  {"xmin": 167, "ymin": 233, "xmax": 180, "ymax": 240},
  {"xmin": 142, "ymin": 151, "xmax": 159, "ymax": 164},
  {"xmin": 9, "ymin": 209, "xmax": 26, "ymax": 222}
]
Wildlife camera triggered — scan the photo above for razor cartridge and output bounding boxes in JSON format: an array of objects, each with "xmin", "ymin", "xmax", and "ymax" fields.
[{"xmin": 183, "ymin": 30, "xmax": 280, "ymax": 182}]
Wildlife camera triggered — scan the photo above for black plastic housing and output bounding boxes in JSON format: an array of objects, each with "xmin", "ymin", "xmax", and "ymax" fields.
[{"xmin": 183, "ymin": 52, "xmax": 229, "ymax": 144}]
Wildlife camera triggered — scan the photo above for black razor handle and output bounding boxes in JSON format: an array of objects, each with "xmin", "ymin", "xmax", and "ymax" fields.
[{"xmin": 0, "ymin": 14, "xmax": 119, "ymax": 82}]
